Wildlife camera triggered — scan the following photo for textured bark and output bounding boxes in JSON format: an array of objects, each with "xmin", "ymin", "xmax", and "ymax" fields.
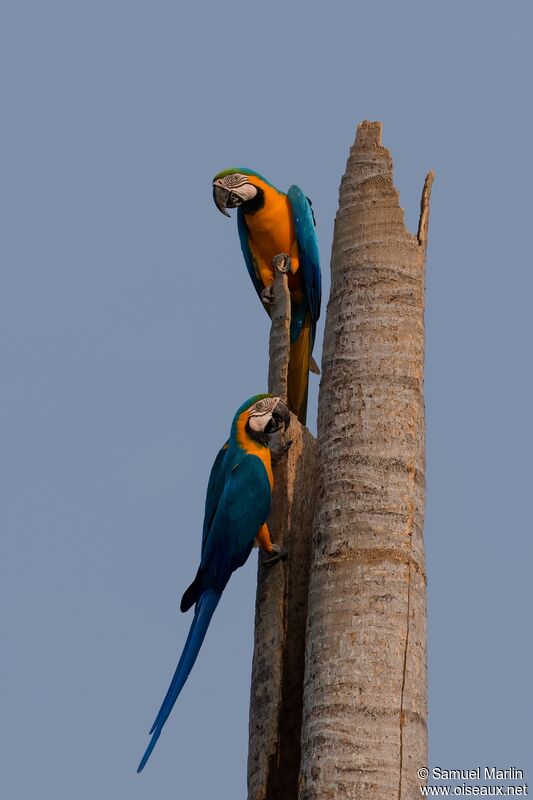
[
  {"xmin": 299, "ymin": 121, "xmax": 432, "ymax": 800},
  {"xmin": 248, "ymin": 264, "xmax": 318, "ymax": 800},
  {"xmin": 268, "ymin": 268, "xmax": 291, "ymax": 399}
]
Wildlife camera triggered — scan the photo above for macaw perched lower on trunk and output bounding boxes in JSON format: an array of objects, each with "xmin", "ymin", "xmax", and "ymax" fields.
[
  {"xmin": 213, "ymin": 168, "xmax": 321, "ymax": 425},
  {"xmin": 137, "ymin": 394, "xmax": 289, "ymax": 773}
]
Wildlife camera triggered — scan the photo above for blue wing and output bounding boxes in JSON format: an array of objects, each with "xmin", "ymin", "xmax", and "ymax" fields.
[
  {"xmin": 139, "ymin": 455, "xmax": 272, "ymax": 771},
  {"xmin": 199, "ymin": 454, "xmax": 271, "ymax": 590},
  {"xmin": 201, "ymin": 442, "xmax": 229, "ymax": 556},
  {"xmin": 237, "ymin": 207, "xmax": 264, "ymax": 302},
  {"xmin": 180, "ymin": 453, "xmax": 271, "ymax": 612},
  {"xmin": 287, "ymin": 185, "xmax": 321, "ymax": 325},
  {"xmin": 180, "ymin": 442, "xmax": 230, "ymax": 613}
]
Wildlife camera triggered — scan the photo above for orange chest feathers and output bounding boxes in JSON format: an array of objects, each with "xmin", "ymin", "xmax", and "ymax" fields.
[
  {"xmin": 235, "ymin": 413, "xmax": 274, "ymax": 491},
  {"xmin": 244, "ymin": 190, "xmax": 301, "ymax": 291}
]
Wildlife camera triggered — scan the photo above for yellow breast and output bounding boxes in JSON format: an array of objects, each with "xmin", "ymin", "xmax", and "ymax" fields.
[
  {"xmin": 235, "ymin": 412, "xmax": 274, "ymax": 490},
  {"xmin": 244, "ymin": 184, "xmax": 299, "ymax": 288}
]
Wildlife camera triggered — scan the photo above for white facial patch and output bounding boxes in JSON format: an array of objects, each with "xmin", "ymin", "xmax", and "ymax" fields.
[
  {"xmin": 215, "ymin": 173, "xmax": 258, "ymax": 202},
  {"xmin": 248, "ymin": 396, "xmax": 279, "ymax": 433},
  {"xmin": 233, "ymin": 183, "xmax": 257, "ymax": 201},
  {"xmin": 248, "ymin": 413, "xmax": 271, "ymax": 433}
]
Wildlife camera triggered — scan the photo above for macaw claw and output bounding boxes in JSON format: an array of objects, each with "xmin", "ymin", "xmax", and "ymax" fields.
[
  {"xmin": 263, "ymin": 544, "xmax": 288, "ymax": 566},
  {"xmin": 272, "ymin": 253, "xmax": 291, "ymax": 274},
  {"xmin": 261, "ymin": 285, "xmax": 274, "ymax": 304},
  {"xmin": 270, "ymin": 434, "xmax": 293, "ymax": 463}
]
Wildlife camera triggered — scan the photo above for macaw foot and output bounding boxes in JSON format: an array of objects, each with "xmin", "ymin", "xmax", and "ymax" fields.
[
  {"xmin": 263, "ymin": 543, "xmax": 288, "ymax": 566},
  {"xmin": 270, "ymin": 432, "xmax": 293, "ymax": 463},
  {"xmin": 261, "ymin": 285, "xmax": 274, "ymax": 305},
  {"xmin": 272, "ymin": 253, "xmax": 292, "ymax": 274}
]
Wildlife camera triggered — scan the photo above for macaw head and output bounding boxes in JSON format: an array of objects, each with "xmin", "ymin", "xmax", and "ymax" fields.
[
  {"xmin": 212, "ymin": 168, "xmax": 271, "ymax": 217},
  {"xmin": 233, "ymin": 394, "xmax": 290, "ymax": 445}
]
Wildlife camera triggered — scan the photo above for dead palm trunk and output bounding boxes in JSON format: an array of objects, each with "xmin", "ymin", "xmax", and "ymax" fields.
[
  {"xmin": 299, "ymin": 121, "xmax": 433, "ymax": 799},
  {"xmin": 248, "ymin": 265, "xmax": 318, "ymax": 800}
]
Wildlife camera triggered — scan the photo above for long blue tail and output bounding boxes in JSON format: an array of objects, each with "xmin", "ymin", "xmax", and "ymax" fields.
[{"xmin": 137, "ymin": 588, "xmax": 220, "ymax": 773}]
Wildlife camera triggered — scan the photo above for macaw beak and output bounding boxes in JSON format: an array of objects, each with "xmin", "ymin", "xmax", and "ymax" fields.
[
  {"xmin": 268, "ymin": 398, "xmax": 290, "ymax": 433},
  {"xmin": 213, "ymin": 185, "xmax": 231, "ymax": 217},
  {"xmin": 213, "ymin": 184, "xmax": 246, "ymax": 217}
]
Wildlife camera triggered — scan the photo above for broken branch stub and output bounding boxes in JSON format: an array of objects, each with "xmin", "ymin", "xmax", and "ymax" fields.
[
  {"xmin": 248, "ymin": 259, "xmax": 317, "ymax": 800},
  {"xmin": 268, "ymin": 260, "xmax": 291, "ymax": 399}
]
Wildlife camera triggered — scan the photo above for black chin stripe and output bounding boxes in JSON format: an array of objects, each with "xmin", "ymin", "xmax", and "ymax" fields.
[
  {"xmin": 264, "ymin": 418, "xmax": 276, "ymax": 434},
  {"xmin": 241, "ymin": 187, "xmax": 265, "ymax": 215},
  {"xmin": 245, "ymin": 420, "xmax": 268, "ymax": 446}
]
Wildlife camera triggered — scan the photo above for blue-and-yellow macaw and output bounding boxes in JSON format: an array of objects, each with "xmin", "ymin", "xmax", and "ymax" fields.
[
  {"xmin": 137, "ymin": 394, "xmax": 289, "ymax": 773},
  {"xmin": 212, "ymin": 169, "xmax": 321, "ymax": 425}
]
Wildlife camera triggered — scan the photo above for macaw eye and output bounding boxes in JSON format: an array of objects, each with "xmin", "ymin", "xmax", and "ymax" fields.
[
  {"xmin": 254, "ymin": 398, "xmax": 276, "ymax": 414},
  {"xmin": 225, "ymin": 174, "xmax": 244, "ymax": 187}
]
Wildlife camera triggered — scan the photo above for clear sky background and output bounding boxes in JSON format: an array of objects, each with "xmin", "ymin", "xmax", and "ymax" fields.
[{"xmin": 2, "ymin": 2, "xmax": 532, "ymax": 798}]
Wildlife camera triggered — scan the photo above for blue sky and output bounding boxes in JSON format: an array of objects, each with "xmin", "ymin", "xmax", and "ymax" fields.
[{"xmin": 2, "ymin": 2, "xmax": 532, "ymax": 797}]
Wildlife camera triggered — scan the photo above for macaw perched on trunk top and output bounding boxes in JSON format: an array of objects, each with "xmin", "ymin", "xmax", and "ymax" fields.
[
  {"xmin": 137, "ymin": 394, "xmax": 289, "ymax": 773},
  {"xmin": 213, "ymin": 168, "xmax": 321, "ymax": 425}
]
